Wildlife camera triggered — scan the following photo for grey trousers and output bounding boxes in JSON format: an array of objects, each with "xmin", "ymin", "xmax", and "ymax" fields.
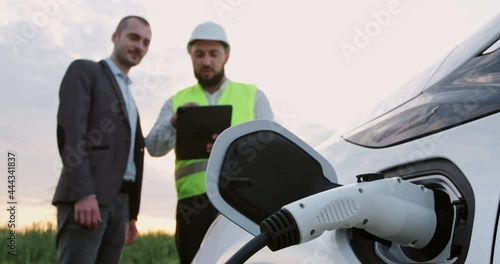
[{"xmin": 56, "ymin": 193, "xmax": 129, "ymax": 264}]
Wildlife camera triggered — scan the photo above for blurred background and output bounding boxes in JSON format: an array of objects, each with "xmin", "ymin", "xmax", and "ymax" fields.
[{"xmin": 1, "ymin": 0, "xmax": 499, "ymax": 234}]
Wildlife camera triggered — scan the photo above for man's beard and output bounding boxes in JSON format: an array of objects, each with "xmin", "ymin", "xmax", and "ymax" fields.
[
  {"xmin": 117, "ymin": 48, "xmax": 141, "ymax": 68},
  {"xmin": 195, "ymin": 67, "xmax": 225, "ymax": 87}
]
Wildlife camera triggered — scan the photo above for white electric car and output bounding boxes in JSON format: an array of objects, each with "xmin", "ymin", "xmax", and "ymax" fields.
[{"xmin": 193, "ymin": 14, "xmax": 500, "ymax": 264}]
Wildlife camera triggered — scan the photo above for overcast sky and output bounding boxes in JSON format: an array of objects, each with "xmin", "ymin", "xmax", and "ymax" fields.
[{"xmin": 1, "ymin": 0, "xmax": 499, "ymax": 233}]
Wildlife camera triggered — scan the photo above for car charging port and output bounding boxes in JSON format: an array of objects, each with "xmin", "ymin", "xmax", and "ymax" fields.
[
  {"xmin": 398, "ymin": 189, "xmax": 457, "ymax": 262},
  {"xmin": 351, "ymin": 176, "xmax": 468, "ymax": 264}
]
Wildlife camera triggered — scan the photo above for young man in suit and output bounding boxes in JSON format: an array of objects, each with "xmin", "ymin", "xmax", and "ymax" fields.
[
  {"xmin": 52, "ymin": 16, "xmax": 152, "ymax": 263},
  {"xmin": 146, "ymin": 21, "xmax": 274, "ymax": 264}
]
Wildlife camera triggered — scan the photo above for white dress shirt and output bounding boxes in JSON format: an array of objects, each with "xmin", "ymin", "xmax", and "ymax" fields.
[{"xmin": 105, "ymin": 58, "xmax": 138, "ymax": 182}]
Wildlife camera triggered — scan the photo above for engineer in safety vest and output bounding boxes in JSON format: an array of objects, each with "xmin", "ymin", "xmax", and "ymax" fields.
[{"xmin": 145, "ymin": 21, "xmax": 274, "ymax": 264}]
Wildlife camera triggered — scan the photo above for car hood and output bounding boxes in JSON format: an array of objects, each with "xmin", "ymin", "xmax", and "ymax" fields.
[{"xmin": 348, "ymin": 13, "xmax": 500, "ymax": 132}]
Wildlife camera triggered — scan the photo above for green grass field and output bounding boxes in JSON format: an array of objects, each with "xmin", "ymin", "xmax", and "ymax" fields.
[{"xmin": 0, "ymin": 222, "xmax": 180, "ymax": 264}]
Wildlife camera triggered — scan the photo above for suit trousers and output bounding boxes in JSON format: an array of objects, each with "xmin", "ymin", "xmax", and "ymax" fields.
[{"xmin": 56, "ymin": 193, "xmax": 129, "ymax": 264}]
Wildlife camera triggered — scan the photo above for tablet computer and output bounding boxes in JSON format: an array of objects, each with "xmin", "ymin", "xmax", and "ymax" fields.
[{"xmin": 175, "ymin": 105, "xmax": 233, "ymax": 160}]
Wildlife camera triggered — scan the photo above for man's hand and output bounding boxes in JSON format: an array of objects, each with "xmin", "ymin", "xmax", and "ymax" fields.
[
  {"xmin": 125, "ymin": 220, "xmax": 138, "ymax": 246},
  {"xmin": 74, "ymin": 196, "xmax": 102, "ymax": 229},
  {"xmin": 171, "ymin": 102, "xmax": 199, "ymax": 128},
  {"xmin": 206, "ymin": 133, "xmax": 219, "ymax": 153}
]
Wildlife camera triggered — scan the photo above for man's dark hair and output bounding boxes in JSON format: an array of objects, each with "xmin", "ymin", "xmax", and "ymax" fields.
[{"xmin": 116, "ymin": 16, "xmax": 150, "ymax": 33}]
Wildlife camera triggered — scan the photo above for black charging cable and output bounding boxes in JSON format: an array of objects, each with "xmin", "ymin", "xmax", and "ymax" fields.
[
  {"xmin": 225, "ymin": 209, "xmax": 300, "ymax": 264},
  {"xmin": 225, "ymin": 232, "xmax": 269, "ymax": 264}
]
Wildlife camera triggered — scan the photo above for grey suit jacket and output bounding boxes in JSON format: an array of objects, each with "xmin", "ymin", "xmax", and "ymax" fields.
[{"xmin": 52, "ymin": 59, "xmax": 144, "ymax": 220}]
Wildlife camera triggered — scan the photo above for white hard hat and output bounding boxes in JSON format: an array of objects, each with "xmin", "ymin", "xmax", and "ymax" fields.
[{"xmin": 187, "ymin": 21, "xmax": 230, "ymax": 51}]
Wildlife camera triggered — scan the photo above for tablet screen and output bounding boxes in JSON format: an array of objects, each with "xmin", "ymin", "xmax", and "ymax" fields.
[{"xmin": 175, "ymin": 105, "xmax": 232, "ymax": 160}]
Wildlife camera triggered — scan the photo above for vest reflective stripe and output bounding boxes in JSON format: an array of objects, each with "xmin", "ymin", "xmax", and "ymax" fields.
[
  {"xmin": 174, "ymin": 160, "xmax": 208, "ymax": 180},
  {"xmin": 172, "ymin": 81, "xmax": 257, "ymax": 200},
  {"xmin": 175, "ymin": 171, "xmax": 206, "ymax": 200}
]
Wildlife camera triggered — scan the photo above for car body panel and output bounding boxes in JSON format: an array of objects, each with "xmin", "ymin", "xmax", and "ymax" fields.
[
  {"xmin": 494, "ymin": 208, "xmax": 500, "ymax": 263},
  {"xmin": 194, "ymin": 12, "xmax": 500, "ymax": 264},
  {"xmin": 347, "ymin": 13, "xmax": 500, "ymax": 133},
  {"xmin": 195, "ymin": 112, "xmax": 500, "ymax": 263}
]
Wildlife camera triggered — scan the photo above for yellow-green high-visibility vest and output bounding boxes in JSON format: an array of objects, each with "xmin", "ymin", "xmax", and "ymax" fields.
[{"xmin": 172, "ymin": 81, "xmax": 257, "ymax": 200}]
